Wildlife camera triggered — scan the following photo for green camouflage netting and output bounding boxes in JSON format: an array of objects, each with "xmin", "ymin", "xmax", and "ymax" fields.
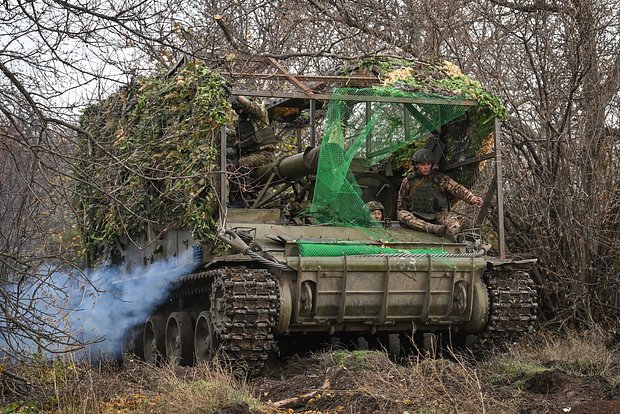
[
  {"xmin": 309, "ymin": 86, "xmax": 491, "ymax": 228},
  {"xmin": 297, "ymin": 241, "xmax": 446, "ymax": 257}
]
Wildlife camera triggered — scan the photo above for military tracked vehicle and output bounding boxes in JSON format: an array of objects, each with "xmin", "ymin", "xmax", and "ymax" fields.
[{"xmin": 78, "ymin": 58, "xmax": 538, "ymax": 373}]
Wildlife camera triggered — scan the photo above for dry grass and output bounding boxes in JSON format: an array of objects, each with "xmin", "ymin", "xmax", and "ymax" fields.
[
  {"xmin": 475, "ymin": 329, "xmax": 620, "ymax": 412},
  {"xmin": 133, "ymin": 361, "xmax": 263, "ymax": 414},
  {"xmin": 512, "ymin": 328, "xmax": 620, "ymax": 377},
  {"xmin": 1, "ymin": 356, "xmax": 264, "ymax": 414},
  {"xmin": 255, "ymin": 349, "xmax": 516, "ymax": 414},
  {"xmin": 321, "ymin": 350, "xmax": 516, "ymax": 414},
  {"xmin": 2, "ymin": 329, "xmax": 620, "ymax": 413}
]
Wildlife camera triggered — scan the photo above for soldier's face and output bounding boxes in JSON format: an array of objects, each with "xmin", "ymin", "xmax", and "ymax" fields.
[
  {"xmin": 372, "ymin": 210, "xmax": 383, "ymax": 220},
  {"xmin": 416, "ymin": 162, "xmax": 433, "ymax": 176}
]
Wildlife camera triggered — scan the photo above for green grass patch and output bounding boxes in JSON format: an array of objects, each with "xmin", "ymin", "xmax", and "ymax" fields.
[
  {"xmin": 491, "ymin": 359, "xmax": 551, "ymax": 390},
  {"xmin": 327, "ymin": 350, "xmax": 386, "ymax": 369},
  {"xmin": 2, "ymin": 403, "xmax": 41, "ymax": 414}
]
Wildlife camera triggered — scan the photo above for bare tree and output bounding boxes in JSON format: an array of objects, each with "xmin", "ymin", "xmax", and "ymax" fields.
[
  {"xmin": 0, "ymin": 0, "xmax": 191, "ymax": 361},
  {"xmin": 2, "ymin": 0, "xmax": 619, "ymax": 364},
  {"xmin": 456, "ymin": 0, "xmax": 620, "ymax": 324},
  {"xmin": 0, "ymin": 104, "xmax": 83, "ymax": 359}
]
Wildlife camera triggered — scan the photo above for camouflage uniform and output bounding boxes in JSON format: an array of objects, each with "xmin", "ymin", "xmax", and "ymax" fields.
[
  {"xmin": 229, "ymin": 97, "xmax": 274, "ymax": 168},
  {"xmin": 238, "ymin": 150, "xmax": 275, "ymax": 169},
  {"xmin": 226, "ymin": 96, "xmax": 278, "ymax": 205},
  {"xmin": 397, "ymin": 169, "xmax": 479, "ymax": 237}
]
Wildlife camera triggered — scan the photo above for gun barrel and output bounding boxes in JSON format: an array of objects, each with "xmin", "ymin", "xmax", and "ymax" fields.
[{"xmin": 252, "ymin": 146, "xmax": 321, "ymax": 184}]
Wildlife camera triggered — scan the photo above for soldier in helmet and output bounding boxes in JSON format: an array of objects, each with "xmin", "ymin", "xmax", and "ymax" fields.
[
  {"xmin": 366, "ymin": 200, "xmax": 384, "ymax": 221},
  {"xmin": 232, "ymin": 95, "xmax": 277, "ymax": 169},
  {"xmin": 396, "ymin": 148, "xmax": 483, "ymax": 238}
]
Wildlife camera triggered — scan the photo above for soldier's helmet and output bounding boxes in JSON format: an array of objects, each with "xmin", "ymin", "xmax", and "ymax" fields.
[
  {"xmin": 366, "ymin": 200, "xmax": 384, "ymax": 212},
  {"xmin": 412, "ymin": 148, "xmax": 434, "ymax": 164}
]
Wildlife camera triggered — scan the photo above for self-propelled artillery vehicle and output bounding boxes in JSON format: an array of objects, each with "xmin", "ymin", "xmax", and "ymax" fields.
[{"xmin": 76, "ymin": 58, "xmax": 538, "ymax": 373}]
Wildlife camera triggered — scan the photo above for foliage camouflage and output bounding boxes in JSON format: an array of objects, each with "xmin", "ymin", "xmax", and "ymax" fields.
[
  {"xmin": 356, "ymin": 58, "xmax": 505, "ymax": 117},
  {"xmin": 357, "ymin": 57, "xmax": 504, "ymax": 166},
  {"xmin": 74, "ymin": 61, "xmax": 233, "ymax": 261}
]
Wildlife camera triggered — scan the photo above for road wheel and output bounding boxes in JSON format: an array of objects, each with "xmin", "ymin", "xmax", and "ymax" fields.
[
  {"xmin": 144, "ymin": 315, "xmax": 166, "ymax": 365},
  {"xmin": 387, "ymin": 333, "xmax": 403, "ymax": 361},
  {"xmin": 165, "ymin": 312, "xmax": 194, "ymax": 366},
  {"xmin": 122, "ymin": 325, "xmax": 144, "ymax": 361},
  {"xmin": 194, "ymin": 311, "xmax": 219, "ymax": 364}
]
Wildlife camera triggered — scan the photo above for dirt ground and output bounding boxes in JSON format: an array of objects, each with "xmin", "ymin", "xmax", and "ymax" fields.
[
  {"xmin": 516, "ymin": 368, "xmax": 620, "ymax": 414},
  {"xmin": 4, "ymin": 331, "xmax": 620, "ymax": 414},
  {"xmin": 244, "ymin": 349, "xmax": 620, "ymax": 414}
]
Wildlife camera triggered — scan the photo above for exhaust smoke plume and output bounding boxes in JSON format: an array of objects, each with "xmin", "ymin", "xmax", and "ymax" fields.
[
  {"xmin": 68, "ymin": 250, "xmax": 196, "ymax": 360},
  {"xmin": 0, "ymin": 249, "xmax": 196, "ymax": 363}
]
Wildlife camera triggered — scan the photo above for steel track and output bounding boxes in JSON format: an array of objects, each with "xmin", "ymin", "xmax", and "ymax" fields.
[
  {"xmin": 478, "ymin": 265, "xmax": 539, "ymax": 349},
  {"xmin": 172, "ymin": 266, "xmax": 280, "ymax": 374}
]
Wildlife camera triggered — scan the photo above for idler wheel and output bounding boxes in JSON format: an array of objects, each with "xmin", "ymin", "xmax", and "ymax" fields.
[{"xmin": 165, "ymin": 312, "xmax": 194, "ymax": 366}]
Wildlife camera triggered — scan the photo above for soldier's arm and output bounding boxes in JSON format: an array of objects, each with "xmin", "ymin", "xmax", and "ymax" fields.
[
  {"xmin": 236, "ymin": 95, "xmax": 269, "ymax": 123},
  {"xmin": 437, "ymin": 174, "xmax": 482, "ymax": 206},
  {"xmin": 396, "ymin": 178, "xmax": 409, "ymax": 211}
]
